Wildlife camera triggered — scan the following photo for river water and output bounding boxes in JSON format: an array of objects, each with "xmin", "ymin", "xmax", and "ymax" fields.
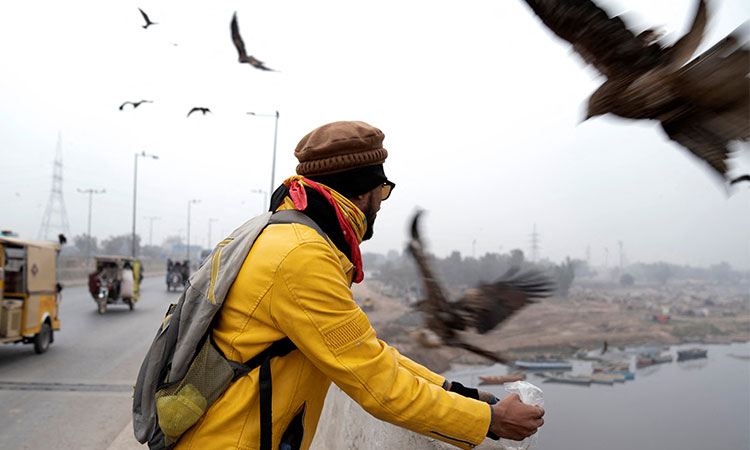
[{"xmin": 442, "ymin": 342, "xmax": 750, "ymax": 450}]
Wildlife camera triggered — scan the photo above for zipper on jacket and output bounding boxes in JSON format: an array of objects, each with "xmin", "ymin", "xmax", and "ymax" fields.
[{"xmin": 429, "ymin": 430, "xmax": 476, "ymax": 448}]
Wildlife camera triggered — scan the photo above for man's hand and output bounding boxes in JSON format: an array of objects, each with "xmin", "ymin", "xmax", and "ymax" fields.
[{"xmin": 489, "ymin": 393, "xmax": 545, "ymax": 441}]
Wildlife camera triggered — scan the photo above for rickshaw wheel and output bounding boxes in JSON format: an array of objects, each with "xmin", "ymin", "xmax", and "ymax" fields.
[
  {"xmin": 127, "ymin": 299, "xmax": 134, "ymax": 311},
  {"xmin": 97, "ymin": 299, "xmax": 107, "ymax": 315},
  {"xmin": 33, "ymin": 322, "xmax": 51, "ymax": 354}
]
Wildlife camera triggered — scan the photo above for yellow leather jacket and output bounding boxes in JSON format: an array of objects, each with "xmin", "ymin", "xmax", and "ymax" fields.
[{"xmin": 175, "ymin": 205, "xmax": 491, "ymax": 450}]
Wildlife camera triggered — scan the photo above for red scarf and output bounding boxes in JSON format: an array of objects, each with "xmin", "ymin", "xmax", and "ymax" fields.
[{"xmin": 284, "ymin": 177, "xmax": 364, "ymax": 283}]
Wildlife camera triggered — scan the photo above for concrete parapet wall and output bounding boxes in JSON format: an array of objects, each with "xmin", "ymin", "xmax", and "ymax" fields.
[{"xmin": 309, "ymin": 385, "xmax": 505, "ymax": 450}]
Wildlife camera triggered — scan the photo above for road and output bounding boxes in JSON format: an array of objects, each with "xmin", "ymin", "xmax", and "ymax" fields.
[{"xmin": 0, "ymin": 276, "xmax": 178, "ymax": 450}]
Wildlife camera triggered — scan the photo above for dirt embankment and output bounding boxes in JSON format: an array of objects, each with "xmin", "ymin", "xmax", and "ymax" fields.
[{"xmin": 353, "ymin": 280, "xmax": 750, "ymax": 372}]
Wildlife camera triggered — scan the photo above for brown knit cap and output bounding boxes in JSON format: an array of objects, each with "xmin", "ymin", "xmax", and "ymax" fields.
[{"xmin": 295, "ymin": 121, "xmax": 388, "ymax": 176}]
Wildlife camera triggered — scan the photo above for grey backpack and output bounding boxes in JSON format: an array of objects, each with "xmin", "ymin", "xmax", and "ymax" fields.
[{"xmin": 133, "ymin": 210, "xmax": 327, "ymax": 450}]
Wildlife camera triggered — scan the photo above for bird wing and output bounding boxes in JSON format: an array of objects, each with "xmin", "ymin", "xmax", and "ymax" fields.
[
  {"xmin": 119, "ymin": 101, "xmax": 132, "ymax": 110},
  {"xmin": 663, "ymin": 0, "xmax": 707, "ymax": 70},
  {"xmin": 406, "ymin": 210, "xmax": 459, "ymax": 333},
  {"xmin": 248, "ymin": 55, "xmax": 274, "ymax": 71},
  {"xmin": 455, "ymin": 267, "xmax": 556, "ymax": 335},
  {"xmin": 187, "ymin": 107, "xmax": 199, "ymax": 117},
  {"xmin": 676, "ymin": 28, "xmax": 750, "ymax": 113},
  {"xmin": 138, "ymin": 8, "xmax": 151, "ymax": 25},
  {"xmin": 231, "ymin": 12, "xmax": 249, "ymax": 60},
  {"xmin": 521, "ymin": 0, "xmax": 665, "ymax": 78},
  {"xmin": 443, "ymin": 335, "xmax": 507, "ymax": 363},
  {"xmin": 661, "ymin": 116, "xmax": 734, "ymax": 181},
  {"xmin": 661, "ymin": 30, "xmax": 750, "ymax": 182}
]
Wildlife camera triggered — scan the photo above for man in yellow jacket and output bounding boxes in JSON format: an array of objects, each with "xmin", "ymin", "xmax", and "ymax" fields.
[{"xmin": 175, "ymin": 121, "xmax": 544, "ymax": 450}]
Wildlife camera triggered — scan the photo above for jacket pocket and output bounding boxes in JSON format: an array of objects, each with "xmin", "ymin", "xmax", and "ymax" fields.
[{"xmin": 279, "ymin": 403, "xmax": 306, "ymax": 450}]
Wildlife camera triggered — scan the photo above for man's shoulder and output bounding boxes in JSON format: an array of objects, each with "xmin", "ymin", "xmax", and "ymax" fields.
[
  {"xmin": 262, "ymin": 218, "xmax": 332, "ymax": 247},
  {"xmin": 246, "ymin": 220, "xmax": 336, "ymax": 266}
]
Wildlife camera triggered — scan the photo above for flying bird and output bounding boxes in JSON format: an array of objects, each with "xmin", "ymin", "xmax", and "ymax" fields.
[
  {"xmin": 138, "ymin": 8, "xmax": 157, "ymax": 29},
  {"xmin": 187, "ymin": 107, "xmax": 211, "ymax": 117},
  {"xmin": 119, "ymin": 100, "xmax": 152, "ymax": 111},
  {"xmin": 520, "ymin": 0, "xmax": 749, "ymax": 184},
  {"xmin": 231, "ymin": 12, "xmax": 276, "ymax": 71},
  {"xmin": 406, "ymin": 210, "xmax": 556, "ymax": 363}
]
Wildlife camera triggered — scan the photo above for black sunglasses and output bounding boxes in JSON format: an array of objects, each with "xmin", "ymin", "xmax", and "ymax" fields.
[{"xmin": 381, "ymin": 180, "xmax": 396, "ymax": 200}]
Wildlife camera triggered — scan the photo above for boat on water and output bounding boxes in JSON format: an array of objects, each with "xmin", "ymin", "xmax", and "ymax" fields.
[
  {"xmin": 593, "ymin": 361, "xmax": 630, "ymax": 373},
  {"xmin": 652, "ymin": 354, "xmax": 674, "ymax": 364},
  {"xmin": 590, "ymin": 373, "xmax": 617, "ymax": 385},
  {"xmin": 598, "ymin": 372, "xmax": 627, "ymax": 382},
  {"xmin": 600, "ymin": 370, "xmax": 635, "ymax": 380},
  {"xmin": 636, "ymin": 357, "xmax": 654, "ymax": 369},
  {"xmin": 636, "ymin": 351, "xmax": 672, "ymax": 368},
  {"xmin": 478, "ymin": 373, "xmax": 526, "ymax": 385},
  {"xmin": 727, "ymin": 353, "xmax": 750, "ymax": 361},
  {"xmin": 515, "ymin": 360, "xmax": 573, "ymax": 371},
  {"xmin": 677, "ymin": 348, "xmax": 708, "ymax": 361},
  {"xmin": 543, "ymin": 374, "xmax": 591, "ymax": 385}
]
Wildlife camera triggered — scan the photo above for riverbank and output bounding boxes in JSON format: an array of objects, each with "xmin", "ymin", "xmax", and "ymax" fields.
[{"xmin": 353, "ymin": 280, "xmax": 750, "ymax": 372}]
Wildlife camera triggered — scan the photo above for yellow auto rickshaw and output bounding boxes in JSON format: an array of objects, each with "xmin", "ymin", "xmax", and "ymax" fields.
[
  {"xmin": 88, "ymin": 256, "xmax": 142, "ymax": 314},
  {"xmin": 0, "ymin": 236, "xmax": 62, "ymax": 354}
]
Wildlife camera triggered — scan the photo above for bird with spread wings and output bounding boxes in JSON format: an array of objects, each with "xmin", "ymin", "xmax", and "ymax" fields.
[
  {"xmin": 187, "ymin": 107, "xmax": 211, "ymax": 117},
  {"xmin": 230, "ymin": 12, "xmax": 276, "ymax": 71},
  {"xmin": 138, "ymin": 8, "xmax": 157, "ymax": 29},
  {"xmin": 406, "ymin": 210, "xmax": 556, "ymax": 363},
  {"xmin": 119, "ymin": 100, "xmax": 152, "ymax": 111},
  {"xmin": 520, "ymin": 0, "xmax": 749, "ymax": 184}
]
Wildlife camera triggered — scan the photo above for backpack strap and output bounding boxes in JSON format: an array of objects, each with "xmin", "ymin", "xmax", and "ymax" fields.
[
  {"xmin": 223, "ymin": 338, "xmax": 297, "ymax": 450},
  {"xmin": 267, "ymin": 209, "xmax": 331, "ymax": 246},
  {"xmin": 225, "ymin": 209, "xmax": 328, "ymax": 450}
]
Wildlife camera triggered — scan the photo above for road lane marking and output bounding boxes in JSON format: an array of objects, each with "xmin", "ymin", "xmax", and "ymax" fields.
[{"xmin": 0, "ymin": 381, "xmax": 132, "ymax": 392}]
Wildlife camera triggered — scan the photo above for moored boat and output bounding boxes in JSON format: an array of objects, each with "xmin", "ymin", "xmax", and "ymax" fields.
[
  {"xmin": 636, "ymin": 357, "xmax": 654, "ymax": 368},
  {"xmin": 590, "ymin": 373, "xmax": 617, "ymax": 385},
  {"xmin": 515, "ymin": 360, "xmax": 573, "ymax": 371},
  {"xmin": 543, "ymin": 374, "xmax": 591, "ymax": 385},
  {"xmin": 652, "ymin": 354, "xmax": 674, "ymax": 364},
  {"xmin": 677, "ymin": 348, "xmax": 708, "ymax": 361},
  {"xmin": 605, "ymin": 371, "xmax": 635, "ymax": 380},
  {"xmin": 598, "ymin": 372, "xmax": 627, "ymax": 382},
  {"xmin": 478, "ymin": 373, "xmax": 526, "ymax": 385},
  {"xmin": 593, "ymin": 361, "xmax": 630, "ymax": 373}
]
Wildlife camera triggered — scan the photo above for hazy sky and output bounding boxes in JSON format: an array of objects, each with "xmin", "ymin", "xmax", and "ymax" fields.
[{"xmin": 1, "ymin": 0, "xmax": 748, "ymax": 269}]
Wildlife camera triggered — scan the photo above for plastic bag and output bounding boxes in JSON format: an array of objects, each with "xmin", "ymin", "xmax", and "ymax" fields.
[{"xmin": 498, "ymin": 381, "xmax": 544, "ymax": 450}]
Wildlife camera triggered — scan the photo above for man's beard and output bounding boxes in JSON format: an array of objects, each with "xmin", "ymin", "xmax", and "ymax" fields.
[
  {"xmin": 361, "ymin": 196, "xmax": 377, "ymax": 241},
  {"xmin": 362, "ymin": 213, "xmax": 376, "ymax": 241}
]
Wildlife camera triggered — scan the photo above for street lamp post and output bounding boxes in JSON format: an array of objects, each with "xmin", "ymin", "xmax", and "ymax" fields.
[
  {"xmin": 207, "ymin": 218, "xmax": 218, "ymax": 249},
  {"xmin": 132, "ymin": 151, "xmax": 159, "ymax": 257},
  {"xmin": 145, "ymin": 216, "xmax": 160, "ymax": 247},
  {"xmin": 247, "ymin": 110, "xmax": 279, "ymax": 197},
  {"xmin": 186, "ymin": 199, "xmax": 200, "ymax": 264},
  {"xmin": 77, "ymin": 188, "xmax": 105, "ymax": 267},
  {"xmin": 250, "ymin": 188, "xmax": 268, "ymax": 213}
]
